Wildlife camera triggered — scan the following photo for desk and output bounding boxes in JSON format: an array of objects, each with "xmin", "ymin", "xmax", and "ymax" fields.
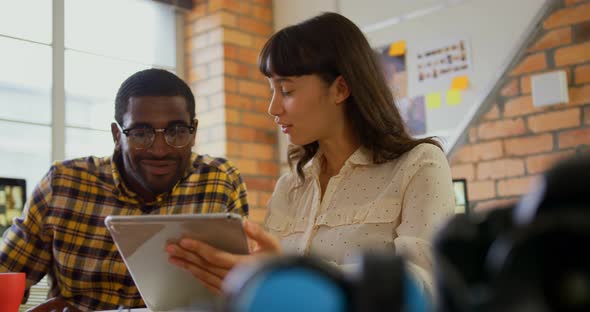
[
  {"xmin": 101, "ymin": 309, "xmax": 208, "ymax": 312},
  {"xmin": 101, "ymin": 309, "xmax": 150, "ymax": 312}
]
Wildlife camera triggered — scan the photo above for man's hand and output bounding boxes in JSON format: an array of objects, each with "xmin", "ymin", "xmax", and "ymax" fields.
[{"xmin": 165, "ymin": 220, "xmax": 281, "ymax": 294}]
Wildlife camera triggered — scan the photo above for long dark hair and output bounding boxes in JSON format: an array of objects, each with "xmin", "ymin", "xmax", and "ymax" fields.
[{"xmin": 259, "ymin": 12, "xmax": 441, "ymax": 185}]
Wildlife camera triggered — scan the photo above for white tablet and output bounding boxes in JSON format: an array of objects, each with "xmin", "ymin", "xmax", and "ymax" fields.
[{"xmin": 104, "ymin": 213, "xmax": 249, "ymax": 312}]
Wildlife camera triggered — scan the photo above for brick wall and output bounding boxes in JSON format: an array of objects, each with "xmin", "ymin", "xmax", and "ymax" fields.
[
  {"xmin": 450, "ymin": 0, "xmax": 590, "ymax": 212},
  {"xmin": 184, "ymin": 0, "xmax": 276, "ymax": 223}
]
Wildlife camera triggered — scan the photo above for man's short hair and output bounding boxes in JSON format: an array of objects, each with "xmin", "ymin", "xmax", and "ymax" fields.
[{"xmin": 114, "ymin": 68, "xmax": 195, "ymax": 125}]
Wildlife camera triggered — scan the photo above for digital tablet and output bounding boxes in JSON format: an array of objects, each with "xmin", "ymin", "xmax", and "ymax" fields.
[{"xmin": 104, "ymin": 213, "xmax": 249, "ymax": 311}]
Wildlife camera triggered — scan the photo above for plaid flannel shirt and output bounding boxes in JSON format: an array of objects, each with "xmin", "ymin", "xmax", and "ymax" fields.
[{"xmin": 0, "ymin": 153, "xmax": 248, "ymax": 311}]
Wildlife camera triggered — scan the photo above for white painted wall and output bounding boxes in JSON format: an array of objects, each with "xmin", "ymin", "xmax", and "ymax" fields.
[{"xmin": 272, "ymin": 0, "xmax": 550, "ymax": 160}]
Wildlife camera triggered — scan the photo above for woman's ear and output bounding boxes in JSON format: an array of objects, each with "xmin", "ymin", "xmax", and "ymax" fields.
[{"xmin": 332, "ymin": 75, "xmax": 351, "ymax": 105}]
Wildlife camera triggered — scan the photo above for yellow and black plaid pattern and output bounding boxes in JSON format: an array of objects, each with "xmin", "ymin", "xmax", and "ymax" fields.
[{"xmin": 0, "ymin": 153, "xmax": 248, "ymax": 311}]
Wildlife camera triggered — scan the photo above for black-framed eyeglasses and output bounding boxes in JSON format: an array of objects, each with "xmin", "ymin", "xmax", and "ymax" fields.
[{"xmin": 118, "ymin": 123, "xmax": 196, "ymax": 149}]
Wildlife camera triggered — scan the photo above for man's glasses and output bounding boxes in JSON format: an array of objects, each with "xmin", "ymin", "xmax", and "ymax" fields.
[{"xmin": 119, "ymin": 123, "xmax": 196, "ymax": 149}]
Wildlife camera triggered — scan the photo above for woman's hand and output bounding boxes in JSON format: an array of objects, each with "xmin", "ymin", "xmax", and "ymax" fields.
[{"xmin": 165, "ymin": 220, "xmax": 281, "ymax": 294}]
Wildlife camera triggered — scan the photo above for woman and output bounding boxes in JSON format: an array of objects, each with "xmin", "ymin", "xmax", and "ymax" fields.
[{"xmin": 166, "ymin": 12, "xmax": 454, "ymax": 297}]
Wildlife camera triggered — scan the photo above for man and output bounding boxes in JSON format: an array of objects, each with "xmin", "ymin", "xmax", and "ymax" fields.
[{"xmin": 0, "ymin": 69, "xmax": 249, "ymax": 311}]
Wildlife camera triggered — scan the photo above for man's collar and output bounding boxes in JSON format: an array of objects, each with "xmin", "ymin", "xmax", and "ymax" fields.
[{"xmin": 109, "ymin": 152, "xmax": 198, "ymax": 205}]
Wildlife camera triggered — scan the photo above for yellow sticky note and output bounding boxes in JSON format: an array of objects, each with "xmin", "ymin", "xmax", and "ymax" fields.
[
  {"xmin": 447, "ymin": 89, "xmax": 462, "ymax": 106},
  {"xmin": 451, "ymin": 75, "xmax": 469, "ymax": 90},
  {"xmin": 426, "ymin": 92, "xmax": 441, "ymax": 110},
  {"xmin": 388, "ymin": 40, "xmax": 406, "ymax": 56}
]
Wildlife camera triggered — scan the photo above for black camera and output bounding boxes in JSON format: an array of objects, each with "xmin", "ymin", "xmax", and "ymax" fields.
[{"xmin": 434, "ymin": 154, "xmax": 590, "ymax": 312}]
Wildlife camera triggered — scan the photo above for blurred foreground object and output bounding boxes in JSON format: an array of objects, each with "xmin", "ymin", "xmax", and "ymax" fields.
[{"xmin": 434, "ymin": 154, "xmax": 590, "ymax": 312}]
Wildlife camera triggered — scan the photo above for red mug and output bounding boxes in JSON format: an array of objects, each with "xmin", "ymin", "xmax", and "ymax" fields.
[{"xmin": 0, "ymin": 272, "xmax": 26, "ymax": 312}]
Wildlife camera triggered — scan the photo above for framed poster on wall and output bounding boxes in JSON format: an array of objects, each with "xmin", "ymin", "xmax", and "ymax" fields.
[
  {"xmin": 452, "ymin": 178, "xmax": 469, "ymax": 214},
  {"xmin": 0, "ymin": 178, "xmax": 26, "ymax": 233}
]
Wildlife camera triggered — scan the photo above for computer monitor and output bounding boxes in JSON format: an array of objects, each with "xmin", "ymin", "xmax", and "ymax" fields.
[
  {"xmin": 452, "ymin": 179, "xmax": 469, "ymax": 214},
  {"xmin": 0, "ymin": 178, "xmax": 26, "ymax": 231}
]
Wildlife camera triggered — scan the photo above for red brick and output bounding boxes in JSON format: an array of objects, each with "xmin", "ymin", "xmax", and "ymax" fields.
[
  {"xmin": 510, "ymin": 53, "xmax": 547, "ymax": 76},
  {"xmin": 475, "ymin": 198, "xmax": 518, "ymax": 212},
  {"xmin": 565, "ymin": 0, "xmax": 585, "ymax": 6},
  {"xmin": 558, "ymin": 128, "xmax": 590, "ymax": 148},
  {"xmin": 450, "ymin": 145, "xmax": 474, "ymax": 164},
  {"xmin": 238, "ymin": 16, "xmax": 273, "ymax": 37},
  {"xmin": 238, "ymin": 80, "xmax": 270, "ymax": 98},
  {"xmin": 575, "ymin": 65, "xmax": 590, "ymax": 84},
  {"xmin": 248, "ymin": 207, "xmax": 266, "ymax": 224},
  {"xmin": 251, "ymin": 5, "xmax": 273, "ymax": 23},
  {"xmin": 469, "ymin": 127, "xmax": 478, "ymax": 143},
  {"xmin": 244, "ymin": 189, "xmax": 264, "ymax": 208},
  {"xmin": 226, "ymin": 141, "xmax": 240, "ymax": 156},
  {"xmin": 450, "ymin": 141, "xmax": 505, "ymax": 165},
  {"xmin": 258, "ymin": 160, "xmax": 279, "ymax": 176},
  {"xmin": 225, "ymin": 95, "xmax": 251, "ymax": 111},
  {"xmin": 528, "ymin": 108, "xmax": 581, "ymax": 132},
  {"xmin": 483, "ymin": 105, "xmax": 500, "ymax": 121},
  {"xmin": 224, "ymin": 45, "xmax": 239, "ymax": 60},
  {"xmin": 477, "ymin": 119, "xmax": 527, "ymax": 140},
  {"xmin": 243, "ymin": 176, "xmax": 275, "ymax": 191},
  {"xmin": 528, "ymin": 27, "xmax": 572, "ymax": 52},
  {"xmin": 569, "ymin": 84, "xmax": 590, "ymax": 105},
  {"xmin": 477, "ymin": 159, "xmax": 525, "ymax": 180},
  {"xmin": 225, "ymin": 107, "xmax": 240, "ymax": 123},
  {"xmin": 253, "ymin": 36, "xmax": 269, "ymax": 51},
  {"xmin": 237, "ymin": 47, "xmax": 260, "ymax": 65},
  {"xmin": 259, "ymin": 191, "xmax": 273, "ymax": 209},
  {"xmin": 504, "ymin": 134, "xmax": 554, "ymax": 156},
  {"xmin": 224, "ymin": 60, "xmax": 251, "ymax": 78},
  {"xmin": 185, "ymin": 4, "xmax": 207, "ymax": 23},
  {"xmin": 241, "ymin": 111, "xmax": 275, "ymax": 130},
  {"xmin": 254, "ymin": 129, "xmax": 277, "ymax": 144},
  {"xmin": 468, "ymin": 180, "xmax": 496, "ymax": 201},
  {"xmin": 544, "ymin": 3, "xmax": 590, "ymax": 29},
  {"xmin": 526, "ymin": 150, "xmax": 577, "ymax": 174},
  {"xmin": 254, "ymin": 99, "xmax": 272, "ymax": 114},
  {"xmin": 497, "ymin": 176, "xmax": 536, "ymax": 197},
  {"xmin": 224, "ymin": 29, "xmax": 253, "ymax": 48},
  {"xmin": 521, "ymin": 75, "xmax": 532, "ymax": 94},
  {"xmin": 241, "ymin": 142, "xmax": 275, "ymax": 160},
  {"xmin": 504, "ymin": 95, "xmax": 534, "ymax": 117},
  {"xmin": 227, "ymin": 125, "xmax": 256, "ymax": 141},
  {"xmin": 233, "ymin": 158, "xmax": 259, "ymax": 175},
  {"xmin": 193, "ymin": 13, "xmax": 237, "ymax": 34},
  {"xmin": 555, "ymin": 42, "xmax": 590, "ymax": 67},
  {"xmin": 500, "ymin": 79, "xmax": 520, "ymax": 97},
  {"xmin": 252, "ymin": 0, "xmax": 272, "ymax": 6},
  {"xmin": 585, "ymin": 106, "xmax": 590, "ymax": 125},
  {"xmin": 451, "ymin": 163, "xmax": 475, "ymax": 180},
  {"xmin": 223, "ymin": 0, "xmax": 252, "ymax": 15},
  {"xmin": 224, "ymin": 77, "xmax": 238, "ymax": 93},
  {"xmin": 248, "ymin": 68, "xmax": 267, "ymax": 81},
  {"xmin": 472, "ymin": 140, "xmax": 504, "ymax": 161}
]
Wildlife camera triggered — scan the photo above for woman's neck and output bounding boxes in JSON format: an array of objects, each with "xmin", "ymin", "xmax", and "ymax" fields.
[{"xmin": 318, "ymin": 135, "xmax": 360, "ymax": 177}]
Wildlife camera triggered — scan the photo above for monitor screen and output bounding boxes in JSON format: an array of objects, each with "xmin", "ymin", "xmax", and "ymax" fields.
[
  {"xmin": 0, "ymin": 178, "xmax": 26, "ymax": 231},
  {"xmin": 452, "ymin": 179, "xmax": 469, "ymax": 214}
]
